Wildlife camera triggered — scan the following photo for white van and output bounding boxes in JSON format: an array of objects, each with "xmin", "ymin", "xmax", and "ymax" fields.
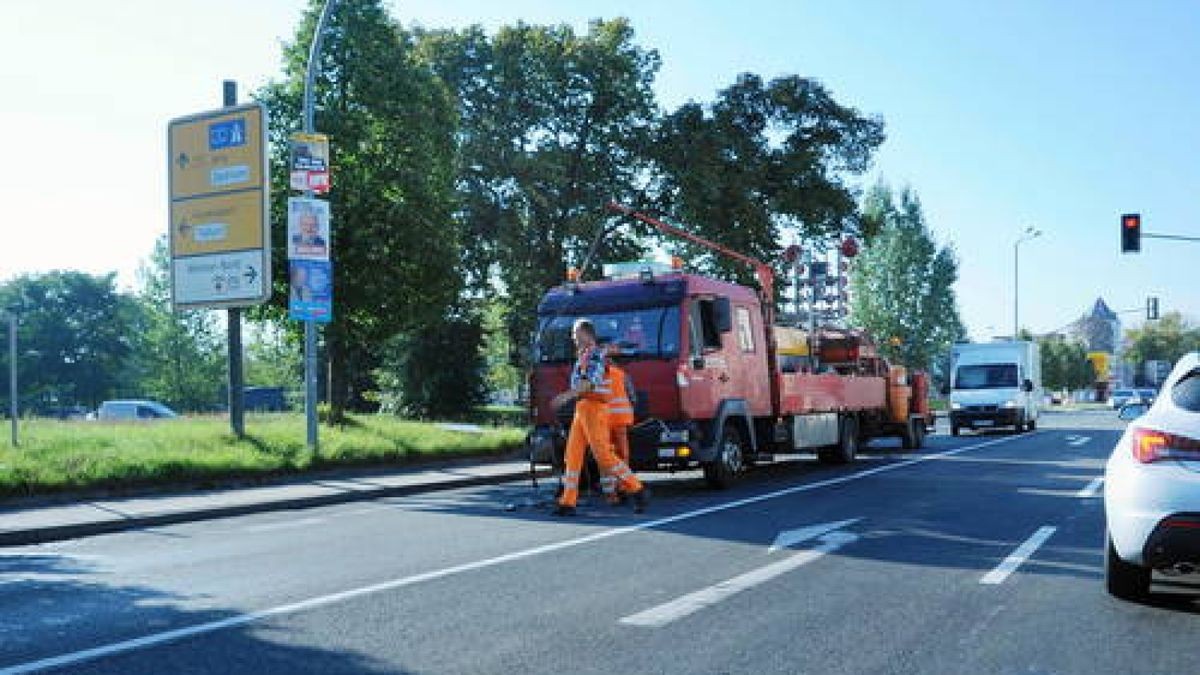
[
  {"xmin": 948, "ymin": 341, "xmax": 1041, "ymax": 435},
  {"xmin": 96, "ymin": 400, "xmax": 178, "ymax": 421}
]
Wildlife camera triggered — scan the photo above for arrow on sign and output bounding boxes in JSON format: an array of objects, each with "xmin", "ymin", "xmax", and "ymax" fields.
[
  {"xmin": 176, "ymin": 152, "xmax": 190, "ymax": 170},
  {"xmin": 620, "ymin": 518, "xmax": 862, "ymax": 628},
  {"xmin": 244, "ymin": 266, "xmax": 258, "ymax": 285}
]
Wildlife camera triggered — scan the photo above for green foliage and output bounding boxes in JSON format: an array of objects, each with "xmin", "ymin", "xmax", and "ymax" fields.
[
  {"xmin": 257, "ymin": 0, "xmax": 462, "ymax": 419},
  {"xmin": 375, "ymin": 314, "xmax": 486, "ymax": 419},
  {"xmin": 245, "ymin": 323, "xmax": 302, "ymax": 389},
  {"xmin": 849, "ymin": 184, "xmax": 965, "ymax": 371},
  {"xmin": 415, "ymin": 19, "xmax": 661, "ymax": 368},
  {"xmin": 1038, "ymin": 335, "xmax": 1093, "ymax": 391},
  {"xmin": 651, "ymin": 74, "xmax": 885, "ymax": 290},
  {"xmin": 0, "ymin": 414, "xmax": 525, "ymax": 498},
  {"xmin": 127, "ymin": 236, "xmax": 225, "ymax": 411},
  {"xmin": 0, "ymin": 271, "xmax": 138, "ymax": 410},
  {"xmin": 1123, "ymin": 312, "xmax": 1200, "ymax": 382}
]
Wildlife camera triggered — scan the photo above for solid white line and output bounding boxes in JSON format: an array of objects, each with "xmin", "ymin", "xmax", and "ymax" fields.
[
  {"xmin": 1068, "ymin": 436, "xmax": 1090, "ymax": 447},
  {"xmin": 1076, "ymin": 476, "xmax": 1104, "ymax": 498},
  {"xmin": 620, "ymin": 531, "xmax": 858, "ymax": 628},
  {"xmin": 243, "ymin": 517, "xmax": 326, "ymax": 533},
  {"xmin": 0, "ymin": 434, "xmax": 1025, "ymax": 675},
  {"xmin": 980, "ymin": 526, "xmax": 1057, "ymax": 585}
]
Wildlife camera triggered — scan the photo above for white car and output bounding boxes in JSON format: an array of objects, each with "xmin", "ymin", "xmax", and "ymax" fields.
[{"xmin": 1103, "ymin": 352, "xmax": 1200, "ymax": 600}]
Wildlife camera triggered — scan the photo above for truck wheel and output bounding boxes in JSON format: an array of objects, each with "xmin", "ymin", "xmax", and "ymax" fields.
[
  {"xmin": 950, "ymin": 424, "xmax": 961, "ymax": 437},
  {"xmin": 1027, "ymin": 418, "xmax": 1037, "ymax": 431},
  {"xmin": 819, "ymin": 416, "xmax": 858, "ymax": 464},
  {"xmin": 1105, "ymin": 531, "xmax": 1150, "ymax": 601},
  {"xmin": 703, "ymin": 425, "xmax": 745, "ymax": 489},
  {"xmin": 902, "ymin": 418, "xmax": 925, "ymax": 450}
]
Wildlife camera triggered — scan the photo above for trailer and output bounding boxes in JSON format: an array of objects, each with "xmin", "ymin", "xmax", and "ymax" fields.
[{"xmin": 526, "ymin": 205, "xmax": 933, "ymax": 488}]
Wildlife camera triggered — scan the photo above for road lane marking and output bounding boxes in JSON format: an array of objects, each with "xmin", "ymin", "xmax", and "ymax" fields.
[
  {"xmin": 243, "ymin": 517, "xmax": 326, "ymax": 533},
  {"xmin": 1076, "ymin": 477, "xmax": 1104, "ymax": 498},
  {"xmin": 621, "ymin": 530, "xmax": 858, "ymax": 628},
  {"xmin": 1068, "ymin": 436, "xmax": 1090, "ymax": 447},
  {"xmin": 980, "ymin": 526, "xmax": 1057, "ymax": 585},
  {"xmin": 0, "ymin": 434, "xmax": 1026, "ymax": 675}
]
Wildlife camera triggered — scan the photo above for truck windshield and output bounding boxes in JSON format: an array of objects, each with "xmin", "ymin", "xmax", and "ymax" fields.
[
  {"xmin": 535, "ymin": 307, "xmax": 681, "ymax": 363},
  {"xmin": 955, "ymin": 364, "xmax": 1019, "ymax": 390}
]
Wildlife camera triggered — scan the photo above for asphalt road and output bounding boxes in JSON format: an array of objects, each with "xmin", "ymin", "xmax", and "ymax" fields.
[{"xmin": 2, "ymin": 409, "xmax": 1197, "ymax": 674}]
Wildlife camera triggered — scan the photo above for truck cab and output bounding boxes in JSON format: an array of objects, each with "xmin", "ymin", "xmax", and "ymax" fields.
[{"xmin": 527, "ymin": 265, "xmax": 770, "ymax": 480}]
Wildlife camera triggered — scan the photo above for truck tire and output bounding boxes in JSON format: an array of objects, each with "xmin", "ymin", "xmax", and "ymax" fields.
[
  {"xmin": 902, "ymin": 418, "xmax": 925, "ymax": 450},
  {"xmin": 1027, "ymin": 418, "xmax": 1037, "ymax": 431},
  {"xmin": 1105, "ymin": 531, "xmax": 1150, "ymax": 601},
  {"xmin": 819, "ymin": 416, "xmax": 858, "ymax": 465},
  {"xmin": 703, "ymin": 425, "xmax": 746, "ymax": 489},
  {"xmin": 950, "ymin": 423, "xmax": 961, "ymax": 437}
]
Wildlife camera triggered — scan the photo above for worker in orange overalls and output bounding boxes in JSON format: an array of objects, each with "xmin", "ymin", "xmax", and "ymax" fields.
[
  {"xmin": 600, "ymin": 356, "xmax": 636, "ymax": 505},
  {"xmin": 551, "ymin": 319, "xmax": 648, "ymax": 516}
]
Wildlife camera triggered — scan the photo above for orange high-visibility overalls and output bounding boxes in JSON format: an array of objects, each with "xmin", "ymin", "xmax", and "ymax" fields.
[
  {"xmin": 559, "ymin": 347, "xmax": 643, "ymax": 509},
  {"xmin": 600, "ymin": 364, "xmax": 635, "ymax": 502}
]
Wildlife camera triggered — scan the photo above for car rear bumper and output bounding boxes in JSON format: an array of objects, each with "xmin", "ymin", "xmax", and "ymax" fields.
[{"xmin": 1142, "ymin": 514, "xmax": 1200, "ymax": 569}]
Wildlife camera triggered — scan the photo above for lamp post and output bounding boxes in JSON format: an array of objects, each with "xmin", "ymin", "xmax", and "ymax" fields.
[{"xmin": 1014, "ymin": 226, "xmax": 1042, "ymax": 339}]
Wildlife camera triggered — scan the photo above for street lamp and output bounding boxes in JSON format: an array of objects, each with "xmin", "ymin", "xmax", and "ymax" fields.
[{"xmin": 1014, "ymin": 226, "xmax": 1042, "ymax": 339}]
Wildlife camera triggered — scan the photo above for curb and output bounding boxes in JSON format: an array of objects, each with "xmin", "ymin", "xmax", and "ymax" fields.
[{"xmin": 0, "ymin": 466, "xmax": 549, "ymax": 548}]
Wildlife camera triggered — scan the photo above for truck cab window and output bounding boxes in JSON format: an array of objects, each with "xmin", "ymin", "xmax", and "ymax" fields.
[{"xmin": 689, "ymin": 298, "xmax": 723, "ymax": 353}]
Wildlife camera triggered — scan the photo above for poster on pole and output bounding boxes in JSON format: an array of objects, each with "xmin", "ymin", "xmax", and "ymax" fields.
[
  {"xmin": 289, "ymin": 132, "xmax": 330, "ymax": 193},
  {"xmin": 287, "ymin": 197, "xmax": 330, "ymax": 261},
  {"xmin": 288, "ymin": 260, "xmax": 333, "ymax": 323}
]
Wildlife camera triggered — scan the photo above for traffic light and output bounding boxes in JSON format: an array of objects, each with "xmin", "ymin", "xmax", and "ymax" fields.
[
  {"xmin": 1121, "ymin": 213, "xmax": 1141, "ymax": 253},
  {"xmin": 1147, "ymin": 296, "xmax": 1159, "ymax": 321}
]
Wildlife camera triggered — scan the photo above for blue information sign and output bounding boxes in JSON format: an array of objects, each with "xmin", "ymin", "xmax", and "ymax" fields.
[
  {"xmin": 288, "ymin": 260, "xmax": 333, "ymax": 323},
  {"xmin": 209, "ymin": 119, "xmax": 247, "ymax": 150}
]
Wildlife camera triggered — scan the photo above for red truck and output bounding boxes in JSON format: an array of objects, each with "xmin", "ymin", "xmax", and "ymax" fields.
[{"xmin": 526, "ymin": 204, "xmax": 933, "ymax": 488}]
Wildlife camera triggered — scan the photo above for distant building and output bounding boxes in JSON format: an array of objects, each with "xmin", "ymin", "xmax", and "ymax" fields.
[{"xmin": 1067, "ymin": 298, "xmax": 1121, "ymax": 355}]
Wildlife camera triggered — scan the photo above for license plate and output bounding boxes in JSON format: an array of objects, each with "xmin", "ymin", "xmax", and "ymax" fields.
[{"xmin": 975, "ymin": 420, "xmax": 993, "ymax": 426}]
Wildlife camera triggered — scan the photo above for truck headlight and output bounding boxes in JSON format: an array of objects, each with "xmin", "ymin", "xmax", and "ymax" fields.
[
  {"xmin": 1002, "ymin": 400, "xmax": 1018, "ymax": 408},
  {"xmin": 950, "ymin": 402, "xmax": 962, "ymax": 410}
]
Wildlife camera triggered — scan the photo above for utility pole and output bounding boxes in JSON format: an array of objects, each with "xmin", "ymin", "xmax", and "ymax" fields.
[
  {"xmin": 5, "ymin": 309, "xmax": 16, "ymax": 447},
  {"xmin": 1013, "ymin": 226, "xmax": 1041, "ymax": 339}
]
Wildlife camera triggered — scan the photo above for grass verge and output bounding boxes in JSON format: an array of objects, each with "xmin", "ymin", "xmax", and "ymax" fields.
[{"xmin": 0, "ymin": 413, "xmax": 526, "ymax": 501}]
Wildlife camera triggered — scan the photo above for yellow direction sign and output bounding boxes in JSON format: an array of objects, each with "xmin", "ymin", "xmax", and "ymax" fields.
[{"xmin": 167, "ymin": 103, "xmax": 270, "ymax": 309}]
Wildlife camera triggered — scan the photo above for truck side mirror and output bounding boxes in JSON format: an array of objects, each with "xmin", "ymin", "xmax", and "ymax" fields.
[
  {"xmin": 1022, "ymin": 379, "xmax": 1033, "ymax": 393},
  {"xmin": 692, "ymin": 355, "xmax": 705, "ymax": 370},
  {"xmin": 713, "ymin": 297, "xmax": 732, "ymax": 333}
]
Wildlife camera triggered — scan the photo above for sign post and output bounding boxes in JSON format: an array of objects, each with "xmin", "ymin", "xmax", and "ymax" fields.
[{"xmin": 168, "ymin": 83, "xmax": 270, "ymax": 438}]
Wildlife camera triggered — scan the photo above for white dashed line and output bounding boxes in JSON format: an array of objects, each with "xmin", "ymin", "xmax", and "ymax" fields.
[{"xmin": 980, "ymin": 526, "xmax": 1057, "ymax": 585}]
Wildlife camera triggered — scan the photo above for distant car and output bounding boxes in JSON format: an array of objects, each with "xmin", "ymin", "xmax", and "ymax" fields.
[
  {"xmin": 1103, "ymin": 352, "xmax": 1200, "ymax": 600},
  {"xmin": 1109, "ymin": 388, "xmax": 1138, "ymax": 409},
  {"xmin": 96, "ymin": 400, "xmax": 179, "ymax": 421},
  {"xmin": 1137, "ymin": 388, "xmax": 1158, "ymax": 405}
]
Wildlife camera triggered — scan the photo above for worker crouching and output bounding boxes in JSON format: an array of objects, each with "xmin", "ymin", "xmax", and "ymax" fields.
[{"xmin": 551, "ymin": 319, "xmax": 648, "ymax": 516}]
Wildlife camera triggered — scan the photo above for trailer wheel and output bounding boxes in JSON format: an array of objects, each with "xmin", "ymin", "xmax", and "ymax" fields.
[
  {"xmin": 819, "ymin": 416, "xmax": 858, "ymax": 464},
  {"xmin": 703, "ymin": 425, "xmax": 746, "ymax": 489}
]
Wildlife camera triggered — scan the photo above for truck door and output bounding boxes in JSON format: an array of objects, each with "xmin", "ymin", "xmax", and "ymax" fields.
[{"xmin": 685, "ymin": 295, "xmax": 732, "ymax": 413}]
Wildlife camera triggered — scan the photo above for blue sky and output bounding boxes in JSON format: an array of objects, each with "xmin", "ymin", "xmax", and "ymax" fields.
[{"xmin": 2, "ymin": 0, "xmax": 1195, "ymax": 341}]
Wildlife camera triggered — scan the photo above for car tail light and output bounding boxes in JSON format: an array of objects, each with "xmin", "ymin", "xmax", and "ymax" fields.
[{"xmin": 1132, "ymin": 427, "xmax": 1200, "ymax": 463}]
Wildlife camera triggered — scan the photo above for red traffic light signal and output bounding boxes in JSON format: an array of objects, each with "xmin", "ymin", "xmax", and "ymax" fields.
[{"xmin": 1121, "ymin": 213, "xmax": 1141, "ymax": 253}]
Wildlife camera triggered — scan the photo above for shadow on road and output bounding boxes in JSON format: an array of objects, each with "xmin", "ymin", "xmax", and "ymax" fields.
[{"xmin": 0, "ymin": 552, "xmax": 410, "ymax": 674}]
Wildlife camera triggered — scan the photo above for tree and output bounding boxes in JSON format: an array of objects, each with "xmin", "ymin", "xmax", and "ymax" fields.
[
  {"xmin": 0, "ymin": 271, "xmax": 138, "ymax": 409},
  {"xmin": 375, "ymin": 312, "xmax": 485, "ymax": 419},
  {"xmin": 257, "ymin": 0, "xmax": 462, "ymax": 421},
  {"xmin": 1123, "ymin": 312, "xmax": 1200, "ymax": 384},
  {"xmin": 1038, "ymin": 335, "xmax": 1093, "ymax": 392},
  {"xmin": 650, "ymin": 74, "xmax": 885, "ymax": 290},
  {"xmin": 849, "ymin": 185, "xmax": 965, "ymax": 371},
  {"xmin": 415, "ymin": 19, "xmax": 661, "ymax": 369},
  {"xmin": 245, "ymin": 323, "xmax": 303, "ymax": 390},
  {"xmin": 127, "ymin": 237, "xmax": 225, "ymax": 411}
]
